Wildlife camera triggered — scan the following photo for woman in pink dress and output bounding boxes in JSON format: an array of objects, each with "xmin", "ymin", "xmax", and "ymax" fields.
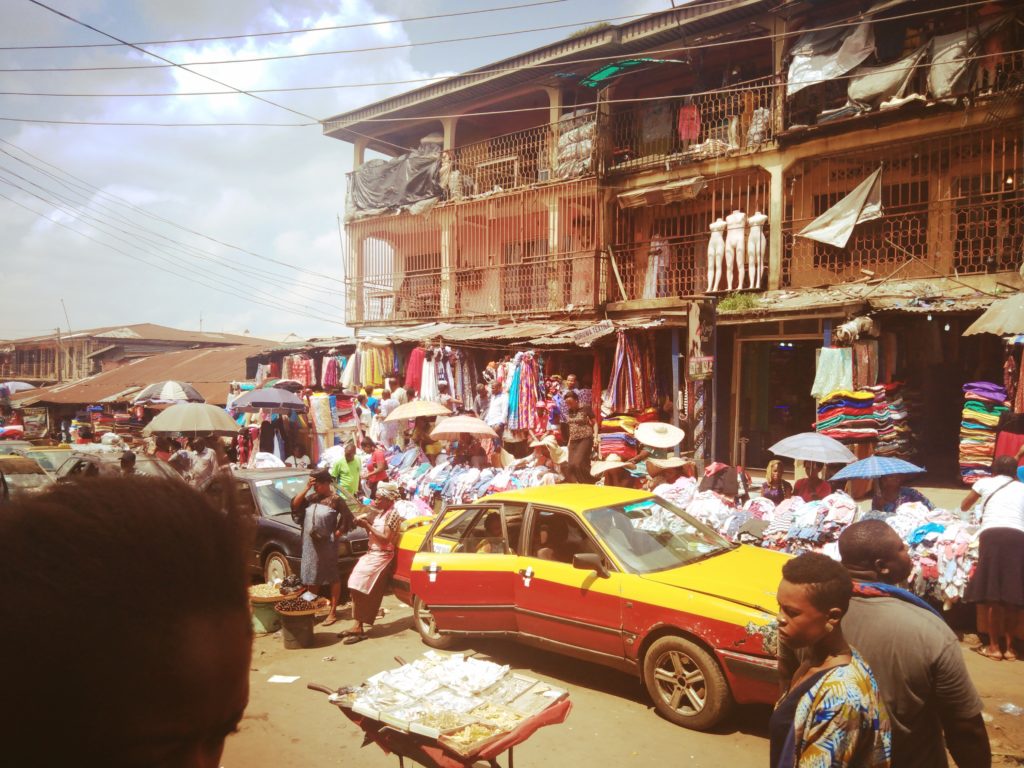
[{"xmin": 340, "ymin": 483, "xmax": 402, "ymax": 644}]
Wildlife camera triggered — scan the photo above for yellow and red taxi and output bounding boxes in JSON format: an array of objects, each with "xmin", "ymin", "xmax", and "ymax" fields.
[{"xmin": 392, "ymin": 484, "xmax": 786, "ymax": 731}]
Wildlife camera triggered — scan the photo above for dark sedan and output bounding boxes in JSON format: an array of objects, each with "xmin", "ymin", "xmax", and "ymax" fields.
[
  {"xmin": 205, "ymin": 468, "xmax": 368, "ymax": 588},
  {"xmin": 54, "ymin": 450, "xmax": 180, "ymax": 481}
]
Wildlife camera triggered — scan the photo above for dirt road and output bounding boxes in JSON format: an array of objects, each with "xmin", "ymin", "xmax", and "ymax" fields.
[{"xmin": 222, "ymin": 595, "xmax": 1024, "ymax": 767}]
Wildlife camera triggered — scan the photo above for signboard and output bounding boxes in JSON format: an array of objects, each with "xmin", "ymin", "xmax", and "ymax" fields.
[
  {"xmin": 686, "ymin": 301, "xmax": 715, "ymax": 380},
  {"xmin": 571, "ymin": 319, "xmax": 615, "ymax": 347},
  {"xmin": 21, "ymin": 407, "xmax": 48, "ymax": 439}
]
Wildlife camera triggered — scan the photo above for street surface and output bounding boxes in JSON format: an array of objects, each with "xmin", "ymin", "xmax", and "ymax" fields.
[{"xmin": 223, "ymin": 593, "xmax": 1024, "ymax": 767}]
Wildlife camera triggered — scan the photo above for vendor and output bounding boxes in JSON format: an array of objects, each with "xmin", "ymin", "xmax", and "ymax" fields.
[
  {"xmin": 872, "ymin": 474, "xmax": 933, "ymax": 514},
  {"xmin": 592, "ymin": 454, "xmax": 640, "ymax": 488},
  {"xmin": 634, "ymin": 421, "xmax": 686, "ymax": 462},
  {"xmin": 513, "ymin": 436, "xmax": 565, "ymax": 485},
  {"xmin": 761, "ymin": 459, "xmax": 793, "ymax": 504},
  {"xmin": 342, "ymin": 483, "xmax": 403, "ymax": 644},
  {"xmin": 290, "ymin": 469, "xmax": 354, "ymax": 628},
  {"xmin": 794, "ymin": 461, "xmax": 832, "ymax": 502},
  {"xmin": 648, "ymin": 456, "xmax": 698, "ymax": 507},
  {"xmin": 452, "ymin": 432, "xmax": 487, "ymax": 468},
  {"xmin": 409, "ymin": 416, "xmax": 440, "ymax": 464}
]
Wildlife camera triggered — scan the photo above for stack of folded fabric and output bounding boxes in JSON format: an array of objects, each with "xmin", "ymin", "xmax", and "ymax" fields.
[
  {"xmin": 815, "ymin": 389, "xmax": 879, "ymax": 442},
  {"xmin": 865, "ymin": 382, "xmax": 916, "ymax": 458},
  {"xmin": 598, "ymin": 432, "xmax": 639, "ymax": 459},
  {"xmin": 959, "ymin": 381, "xmax": 1009, "ymax": 484}
]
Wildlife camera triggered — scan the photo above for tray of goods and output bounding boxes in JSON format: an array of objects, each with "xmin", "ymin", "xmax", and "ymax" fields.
[
  {"xmin": 508, "ymin": 681, "xmax": 567, "ymax": 717},
  {"xmin": 273, "ymin": 597, "xmax": 328, "ymax": 616},
  {"xmin": 378, "ymin": 703, "xmax": 431, "ymax": 732},
  {"xmin": 438, "ymin": 722, "xmax": 505, "ymax": 758},
  {"xmin": 480, "ymin": 673, "xmax": 536, "ymax": 705},
  {"xmin": 248, "ymin": 583, "xmax": 289, "ymax": 603},
  {"xmin": 351, "ymin": 685, "xmax": 414, "ymax": 721},
  {"xmin": 467, "ymin": 702, "xmax": 525, "ymax": 732},
  {"xmin": 408, "ymin": 708, "xmax": 471, "ymax": 739}
]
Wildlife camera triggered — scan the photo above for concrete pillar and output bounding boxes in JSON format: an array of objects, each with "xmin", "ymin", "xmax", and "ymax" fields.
[
  {"xmin": 440, "ymin": 210, "xmax": 454, "ymax": 317},
  {"xmin": 544, "ymin": 87, "xmax": 563, "ymax": 177},
  {"xmin": 353, "ymin": 138, "xmax": 367, "ymax": 170},
  {"xmin": 350, "ymin": 231, "xmax": 365, "ymax": 325},
  {"xmin": 440, "ymin": 117, "xmax": 458, "ymax": 151}
]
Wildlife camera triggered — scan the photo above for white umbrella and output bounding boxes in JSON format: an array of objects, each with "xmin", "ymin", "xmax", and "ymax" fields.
[
  {"xmin": 0, "ymin": 381, "xmax": 35, "ymax": 394},
  {"xmin": 385, "ymin": 400, "xmax": 451, "ymax": 423},
  {"xmin": 430, "ymin": 414, "xmax": 498, "ymax": 441},
  {"xmin": 768, "ymin": 432, "xmax": 857, "ymax": 464},
  {"xmin": 143, "ymin": 402, "xmax": 239, "ymax": 437}
]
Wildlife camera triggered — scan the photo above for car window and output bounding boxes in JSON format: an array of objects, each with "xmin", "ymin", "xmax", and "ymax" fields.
[
  {"xmin": 502, "ymin": 503, "xmax": 526, "ymax": 554},
  {"xmin": 421, "ymin": 506, "xmax": 487, "ymax": 554},
  {"xmin": 132, "ymin": 459, "xmax": 174, "ymax": 479},
  {"xmin": 235, "ymin": 481, "xmax": 258, "ymax": 518},
  {"xmin": 583, "ymin": 497, "xmax": 733, "ymax": 574},
  {"xmin": 253, "ymin": 475, "xmax": 308, "ymax": 517},
  {"xmin": 452, "ymin": 507, "xmax": 507, "ymax": 554},
  {"xmin": 527, "ymin": 509, "xmax": 596, "ymax": 564},
  {"xmin": 27, "ymin": 451, "xmax": 66, "ymax": 472},
  {"xmin": 4, "ymin": 472, "xmax": 49, "ymax": 490}
]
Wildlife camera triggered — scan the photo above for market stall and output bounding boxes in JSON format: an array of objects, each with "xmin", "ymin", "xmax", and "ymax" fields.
[{"xmin": 310, "ymin": 651, "xmax": 571, "ymax": 768}]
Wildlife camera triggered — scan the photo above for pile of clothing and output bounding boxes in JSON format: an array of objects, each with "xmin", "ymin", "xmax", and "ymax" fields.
[
  {"xmin": 598, "ymin": 432, "xmax": 639, "ymax": 460},
  {"xmin": 959, "ymin": 380, "xmax": 1009, "ymax": 484},
  {"xmin": 815, "ymin": 389, "xmax": 879, "ymax": 441},
  {"xmin": 863, "ymin": 382, "xmax": 915, "ymax": 459}
]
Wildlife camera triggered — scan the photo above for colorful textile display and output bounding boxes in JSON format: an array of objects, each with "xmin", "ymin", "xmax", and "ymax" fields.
[
  {"xmin": 815, "ymin": 389, "xmax": 878, "ymax": 441},
  {"xmin": 506, "ymin": 351, "xmax": 543, "ymax": 433},
  {"xmin": 959, "ymin": 381, "xmax": 1009, "ymax": 484},
  {"xmin": 605, "ymin": 332, "xmax": 657, "ymax": 414}
]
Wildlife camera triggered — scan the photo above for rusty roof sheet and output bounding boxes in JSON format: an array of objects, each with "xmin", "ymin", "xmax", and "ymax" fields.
[
  {"xmin": 12, "ymin": 323, "xmax": 273, "ymax": 346},
  {"xmin": 11, "ymin": 346, "xmax": 256, "ymax": 407}
]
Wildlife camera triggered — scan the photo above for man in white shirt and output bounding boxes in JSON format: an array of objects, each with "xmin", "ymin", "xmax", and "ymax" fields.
[
  {"xmin": 483, "ymin": 381, "xmax": 508, "ymax": 438},
  {"xmin": 376, "ymin": 391, "xmax": 401, "ymax": 448},
  {"xmin": 188, "ymin": 437, "xmax": 219, "ymax": 490}
]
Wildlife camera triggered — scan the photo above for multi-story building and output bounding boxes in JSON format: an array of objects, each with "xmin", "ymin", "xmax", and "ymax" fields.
[{"xmin": 324, "ymin": 0, "xmax": 1023, "ymax": 473}]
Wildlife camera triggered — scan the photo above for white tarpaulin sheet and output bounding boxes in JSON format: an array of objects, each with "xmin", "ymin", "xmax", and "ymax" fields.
[
  {"xmin": 798, "ymin": 167, "xmax": 883, "ymax": 248},
  {"xmin": 929, "ymin": 16, "xmax": 1008, "ymax": 99},
  {"xmin": 848, "ymin": 45, "xmax": 927, "ymax": 108},
  {"xmin": 788, "ymin": 22, "xmax": 876, "ymax": 97}
]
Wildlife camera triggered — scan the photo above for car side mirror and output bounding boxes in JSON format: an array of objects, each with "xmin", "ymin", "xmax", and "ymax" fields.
[{"xmin": 573, "ymin": 552, "xmax": 609, "ymax": 578}]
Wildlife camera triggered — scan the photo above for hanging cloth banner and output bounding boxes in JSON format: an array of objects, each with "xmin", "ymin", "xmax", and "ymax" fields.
[
  {"xmin": 847, "ymin": 45, "xmax": 927, "ymax": 109},
  {"xmin": 797, "ymin": 167, "xmax": 883, "ymax": 249}
]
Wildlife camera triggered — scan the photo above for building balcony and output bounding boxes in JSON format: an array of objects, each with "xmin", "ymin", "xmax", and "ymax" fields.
[{"xmin": 601, "ymin": 77, "xmax": 778, "ymax": 176}]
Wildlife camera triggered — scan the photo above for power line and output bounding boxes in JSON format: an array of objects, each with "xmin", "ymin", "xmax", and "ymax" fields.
[
  {"xmin": 2, "ymin": 11, "xmax": 652, "ymax": 72},
  {"xmin": 0, "ymin": 137, "xmax": 348, "ymax": 286},
  {"xmin": 0, "ymin": 152, "xmax": 345, "ymax": 301},
  {"xmin": 0, "ymin": 169, "xmax": 348, "ymax": 316},
  {"xmin": 2, "ymin": 0, "xmax": 570, "ymax": 50},
  {"xmin": 0, "ymin": 184, "xmax": 347, "ymax": 326},
  {"xmin": 3, "ymin": 46, "xmax": 1018, "ymax": 128}
]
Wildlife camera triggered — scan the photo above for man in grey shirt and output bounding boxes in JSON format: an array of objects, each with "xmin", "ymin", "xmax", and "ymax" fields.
[{"xmin": 838, "ymin": 520, "xmax": 990, "ymax": 768}]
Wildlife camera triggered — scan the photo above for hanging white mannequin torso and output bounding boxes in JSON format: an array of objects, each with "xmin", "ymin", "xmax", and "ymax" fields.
[
  {"xmin": 725, "ymin": 210, "xmax": 747, "ymax": 291},
  {"xmin": 747, "ymin": 211, "xmax": 767, "ymax": 290},
  {"xmin": 706, "ymin": 218, "xmax": 726, "ymax": 292}
]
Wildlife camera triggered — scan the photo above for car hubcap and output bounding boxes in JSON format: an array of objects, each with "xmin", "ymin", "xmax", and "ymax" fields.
[
  {"xmin": 417, "ymin": 603, "xmax": 438, "ymax": 638},
  {"xmin": 653, "ymin": 650, "xmax": 706, "ymax": 715}
]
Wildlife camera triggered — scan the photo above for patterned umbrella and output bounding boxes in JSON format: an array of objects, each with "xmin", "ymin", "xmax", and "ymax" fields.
[
  {"xmin": 132, "ymin": 380, "xmax": 204, "ymax": 405},
  {"xmin": 768, "ymin": 432, "xmax": 858, "ymax": 464},
  {"xmin": 829, "ymin": 456, "xmax": 926, "ymax": 481},
  {"xmin": 230, "ymin": 388, "xmax": 306, "ymax": 413}
]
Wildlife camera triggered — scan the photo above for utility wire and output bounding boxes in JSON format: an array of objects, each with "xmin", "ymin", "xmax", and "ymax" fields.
[
  {"xmin": 2, "ymin": 0, "xmax": 570, "ymax": 49},
  {"xmin": 3, "ymin": 0, "xmax": 997, "ymax": 75},
  {"xmin": 0, "ymin": 181, "xmax": 347, "ymax": 326},
  {"xmin": 2, "ymin": 45, "xmax": 1017, "ymax": 128},
  {"xmin": 0, "ymin": 153, "xmax": 346, "ymax": 302},
  {"xmin": 0, "ymin": 169, "xmax": 348, "ymax": 316},
  {"xmin": 0, "ymin": 137, "xmax": 347, "ymax": 286}
]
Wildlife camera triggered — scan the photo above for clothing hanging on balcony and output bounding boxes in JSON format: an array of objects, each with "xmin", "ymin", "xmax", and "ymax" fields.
[
  {"xmin": 677, "ymin": 103, "xmax": 701, "ymax": 142},
  {"xmin": 642, "ymin": 238, "xmax": 668, "ymax": 300}
]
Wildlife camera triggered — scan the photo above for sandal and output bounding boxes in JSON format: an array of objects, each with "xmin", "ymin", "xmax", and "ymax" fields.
[
  {"xmin": 321, "ymin": 616, "xmax": 338, "ymax": 627},
  {"xmin": 973, "ymin": 646, "xmax": 1003, "ymax": 661},
  {"xmin": 343, "ymin": 633, "xmax": 367, "ymax": 645},
  {"xmin": 1005, "ymin": 649, "xmax": 1018, "ymax": 662}
]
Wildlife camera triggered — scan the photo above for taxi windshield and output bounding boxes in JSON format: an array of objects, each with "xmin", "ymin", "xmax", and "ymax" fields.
[{"xmin": 583, "ymin": 497, "xmax": 733, "ymax": 574}]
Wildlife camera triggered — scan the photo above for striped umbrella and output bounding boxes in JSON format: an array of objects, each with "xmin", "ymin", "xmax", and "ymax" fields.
[
  {"xmin": 829, "ymin": 456, "xmax": 926, "ymax": 481},
  {"xmin": 132, "ymin": 380, "xmax": 204, "ymax": 405}
]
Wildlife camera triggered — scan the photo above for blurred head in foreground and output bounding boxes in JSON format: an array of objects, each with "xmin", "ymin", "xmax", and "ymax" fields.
[{"xmin": 0, "ymin": 477, "xmax": 252, "ymax": 767}]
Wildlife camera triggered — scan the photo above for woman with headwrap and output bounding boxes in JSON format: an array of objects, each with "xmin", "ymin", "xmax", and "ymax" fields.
[{"xmin": 341, "ymin": 482, "xmax": 403, "ymax": 644}]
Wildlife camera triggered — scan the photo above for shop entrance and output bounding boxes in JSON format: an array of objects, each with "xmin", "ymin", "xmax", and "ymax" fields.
[{"xmin": 732, "ymin": 338, "xmax": 820, "ymax": 469}]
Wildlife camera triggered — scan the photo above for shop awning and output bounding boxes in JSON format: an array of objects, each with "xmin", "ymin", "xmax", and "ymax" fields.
[
  {"xmin": 617, "ymin": 176, "xmax": 705, "ymax": 208},
  {"xmin": 962, "ymin": 293, "xmax": 1024, "ymax": 336},
  {"xmin": 581, "ymin": 58, "xmax": 686, "ymax": 88}
]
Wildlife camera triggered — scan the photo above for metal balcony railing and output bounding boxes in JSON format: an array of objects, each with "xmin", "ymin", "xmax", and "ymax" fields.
[{"xmin": 602, "ymin": 77, "xmax": 777, "ymax": 174}]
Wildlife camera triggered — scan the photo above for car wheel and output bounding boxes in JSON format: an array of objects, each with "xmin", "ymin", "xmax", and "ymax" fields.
[
  {"xmin": 263, "ymin": 550, "xmax": 292, "ymax": 584},
  {"xmin": 642, "ymin": 635, "xmax": 732, "ymax": 731},
  {"xmin": 413, "ymin": 596, "xmax": 454, "ymax": 650}
]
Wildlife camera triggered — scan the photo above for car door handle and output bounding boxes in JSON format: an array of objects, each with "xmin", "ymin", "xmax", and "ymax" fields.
[{"xmin": 422, "ymin": 564, "xmax": 442, "ymax": 572}]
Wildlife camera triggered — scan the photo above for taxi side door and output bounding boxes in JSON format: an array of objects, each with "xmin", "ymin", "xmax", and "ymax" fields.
[
  {"xmin": 512, "ymin": 504, "xmax": 628, "ymax": 665},
  {"xmin": 409, "ymin": 503, "xmax": 520, "ymax": 635}
]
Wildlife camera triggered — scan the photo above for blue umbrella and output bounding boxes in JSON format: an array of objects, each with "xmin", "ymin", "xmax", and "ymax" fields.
[{"xmin": 830, "ymin": 456, "xmax": 925, "ymax": 481}]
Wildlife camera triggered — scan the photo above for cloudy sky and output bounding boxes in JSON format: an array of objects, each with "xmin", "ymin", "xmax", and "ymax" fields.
[{"xmin": 0, "ymin": 0, "xmax": 671, "ymax": 341}]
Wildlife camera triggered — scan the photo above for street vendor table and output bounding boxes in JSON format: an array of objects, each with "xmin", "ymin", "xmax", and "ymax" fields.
[{"xmin": 308, "ymin": 652, "xmax": 572, "ymax": 768}]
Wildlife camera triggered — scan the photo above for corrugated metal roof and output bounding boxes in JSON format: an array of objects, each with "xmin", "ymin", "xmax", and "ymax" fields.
[
  {"xmin": 12, "ymin": 323, "xmax": 273, "ymax": 346},
  {"xmin": 11, "ymin": 346, "xmax": 256, "ymax": 407},
  {"xmin": 322, "ymin": 0, "xmax": 773, "ymax": 148}
]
